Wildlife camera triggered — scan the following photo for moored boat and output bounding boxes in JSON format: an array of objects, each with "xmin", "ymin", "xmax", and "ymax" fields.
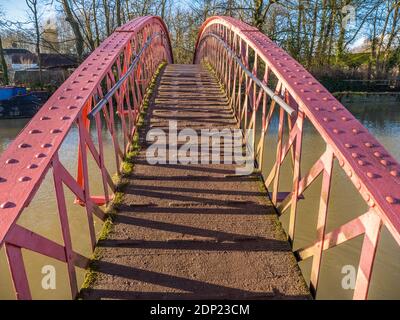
[{"xmin": 0, "ymin": 86, "xmax": 49, "ymax": 119}]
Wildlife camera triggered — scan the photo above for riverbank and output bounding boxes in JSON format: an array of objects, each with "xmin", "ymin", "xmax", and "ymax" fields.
[{"xmin": 333, "ymin": 91, "xmax": 400, "ymax": 104}]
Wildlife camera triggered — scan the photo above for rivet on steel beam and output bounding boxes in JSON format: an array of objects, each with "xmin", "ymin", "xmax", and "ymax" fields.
[
  {"xmin": 322, "ymin": 97, "xmax": 328, "ymax": 101},
  {"xmin": 58, "ymin": 96, "xmax": 66, "ymax": 100},
  {"xmin": 380, "ymin": 159, "xmax": 390, "ymax": 166},
  {"xmin": 323, "ymin": 117, "xmax": 329, "ymax": 122},
  {"xmin": 315, "ymin": 107, "xmax": 321, "ymax": 111},
  {"xmin": 352, "ymin": 128, "xmax": 359, "ymax": 134},
  {"xmin": 347, "ymin": 170, "xmax": 352, "ymax": 177},
  {"xmin": 390, "ymin": 170, "xmax": 399, "ymax": 177},
  {"xmin": 92, "ymin": 74, "xmax": 98, "ymax": 77},
  {"xmin": 373, "ymin": 151, "xmax": 382, "ymax": 158},
  {"xmin": 40, "ymin": 116, "xmax": 50, "ymax": 120},
  {"xmin": 365, "ymin": 142, "xmax": 373, "ymax": 148},
  {"xmin": 345, "ymin": 143, "xmax": 352, "ymax": 148},
  {"xmin": 29, "ymin": 129, "xmax": 41, "ymax": 134},
  {"xmin": 65, "ymin": 88, "xmax": 72, "ymax": 92},
  {"xmin": 67, "ymin": 106, "xmax": 77, "ymax": 110},
  {"xmin": 35, "ymin": 153, "xmax": 46, "ymax": 158},
  {"xmin": 1, "ymin": 201, "xmax": 15, "ymax": 209},
  {"xmin": 60, "ymin": 116, "xmax": 70, "ymax": 120},
  {"xmin": 358, "ymin": 160, "xmax": 365, "ymax": 166},
  {"xmin": 6, "ymin": 158, "xmax": 18, "ymax": 164},
  {"xmin": 0, "ymin": 177, "xmax": 6, "ymax": 182},
  {"xmin": 27, "ymin": 164, "xmax": 38, "ymax": 169},
  {"xmin": 367, "ymin": 172, "xmax": 376, "ymax": 178},
  {"xmin": 351, "ymin": 152, "xmax": 358, "ymax": 158},
  {"xmin": 333, "ymin": 128, "xmax": 339, "ymax": 134},
  {"xmin": 72, "ymin": 80, "xmax": 79, "ymax": 84},
  {"xmin": 87, "ymin": 80, "xmax": 94, "ymax": 83},
  {"xmin": 75, "ymin": 96, "xmax": 83, "ymax": 100},
  {"xmin": 386, "ymin": 196, "xmax": 397, "ymax": 204},
  {"xmin": 19, "ymin": 176, "xmax": 31, "ymax": 182},
  {"xmin": 341, "ymin": 116, "xmax": 348, "ymax": 121},
  {"xmin": 332, "ymin": 106, "xmax": 339, "ymax": 111},
  {"xmin": 18, "ymin": 143, "xmax": 31, "ymax": 149},
  {"xmin": 50, "ymin": 129, "xmax": 62, "ymax": 134},
  {"xmin": 41, "ymin": 143, "xmax": 52, "ymax": 148},
  {"xmin": 81, "ymin": 87, "xmax": 88, "ymax": 91}
]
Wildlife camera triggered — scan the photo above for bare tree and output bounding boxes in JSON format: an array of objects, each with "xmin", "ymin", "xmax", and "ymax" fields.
[
  {"xmin": 0, "ymin": 7, "xmax": 9, "ymax": 85},
  {"xmin": 26, "ymin": 0, "xmax": 43, "ymax": 87},
  {"xmin": 60, "ymin": 0, "xmax": 85, "ymax": 59}
]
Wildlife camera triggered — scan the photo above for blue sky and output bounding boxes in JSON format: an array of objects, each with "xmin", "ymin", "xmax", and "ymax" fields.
[
  {"xmin": 0, "ymin": 0, "xmax": 55, "ymax": 22},
  {"xmin": 0, "ymin": 0, "xmax": 366, "ymax": 50}
]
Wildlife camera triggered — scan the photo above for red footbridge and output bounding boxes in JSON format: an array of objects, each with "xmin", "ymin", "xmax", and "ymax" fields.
[{"xmin": 0, "ymin": 16, "xmax": 399, "ymax": 300}]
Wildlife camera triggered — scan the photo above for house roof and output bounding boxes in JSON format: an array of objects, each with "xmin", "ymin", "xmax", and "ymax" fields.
[
  {"xmin": 3, "ymin": 49, "xmax": 78, "ymax": 68},
  {"xmin": 3, "ymin": 48, "xmax": 32, "ymax": 55}
]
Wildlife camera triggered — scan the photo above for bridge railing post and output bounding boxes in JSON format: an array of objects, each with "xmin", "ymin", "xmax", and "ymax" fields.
[
  {"xmin": 194, "ymin": 16, "xmax": 400, "ymax": 300},
  {"xmin": 0, "ymin": 16, "xmax": 173, "ymax": 300}
]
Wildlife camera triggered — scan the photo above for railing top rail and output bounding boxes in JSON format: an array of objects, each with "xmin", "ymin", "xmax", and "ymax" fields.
[
  {"xmin": 195, "ymin": 16, "xmax": 400, "ymax": 244},
  {"xmin": 88, "ymin": 31, "xmax": 166, "ymax": 119},
  {"xmin": 0, "ymin": 16, "xmax": 173, "ymax": 246},
  {"xmin": 197, "ymin": 32, "xmax": 295, "ymax": 116}
]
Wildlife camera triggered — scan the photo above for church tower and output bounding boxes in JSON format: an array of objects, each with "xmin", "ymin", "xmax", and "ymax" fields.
[{"xmin": 42, "ymin": 18, "xmax": 59, "ymax": 53}]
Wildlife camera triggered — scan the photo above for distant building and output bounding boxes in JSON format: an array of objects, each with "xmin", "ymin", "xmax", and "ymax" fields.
[
  {"xmin": 2, "ymin": 48, "xmax": 78, "ymax": 85},
  {"xmin": 3, "ymin": 48, "xmax": 38, "ymax": 70}
]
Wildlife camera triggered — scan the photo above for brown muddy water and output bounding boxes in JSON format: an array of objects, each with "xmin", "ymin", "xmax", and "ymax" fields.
[{"xmin": 0, "ymin": 95, "xmax": 399, "ymax": 299}]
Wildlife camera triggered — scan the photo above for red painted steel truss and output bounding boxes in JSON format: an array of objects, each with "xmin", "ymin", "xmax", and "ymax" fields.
[
  {"xmin": 0, "ymin": 16, "xmax": 173, "ymax": 299},
  {"xmin": 194, "ymin": 16, "xmax": 400, "ymax": 300}
]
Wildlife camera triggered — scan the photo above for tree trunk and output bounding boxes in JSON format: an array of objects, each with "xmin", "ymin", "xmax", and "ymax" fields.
[
  {"xmin": 0, "ymin": 36, "xmax": 9, "ymax": 85},
  {"xmin": 116, "ymin": 0, "xmax": 122, "ymax": 26},
  {"xmin": 93, "ymin": 0, "xmax": 100, "ymax": 47},
  {"xmin": 307, "ymin": 0, "xmax": 319, "ymax": 68},
  {"xmin": 103, "ymin": 0, "xmax": 111, "ymax": 35},
  {"xmin": 61, "ymin": 0, "xmax": 84, "ymax": 60},
  {"xmin": 252, "ymin": 0, "xmax": 263, "ymax": 30}
]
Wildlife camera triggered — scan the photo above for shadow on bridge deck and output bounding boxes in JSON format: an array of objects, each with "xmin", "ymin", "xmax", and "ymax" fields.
[{"xmin": 81, "ymin": 64, "xmax": 310, "ymax": 300}]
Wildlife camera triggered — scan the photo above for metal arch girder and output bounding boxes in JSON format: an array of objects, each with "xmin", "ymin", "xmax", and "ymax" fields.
[
  {"xmin": 0, "ymin": 16, "xmax": 173, "ymax": 247},
  {"xmin": 194, "ymin": 16, "xmax": 400, "ymax": 246}
]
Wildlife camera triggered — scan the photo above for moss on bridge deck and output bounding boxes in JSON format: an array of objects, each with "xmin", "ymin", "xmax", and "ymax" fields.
[{"xmin": 81, "ymin": 64, "xmax": 310, "ymax": 300}]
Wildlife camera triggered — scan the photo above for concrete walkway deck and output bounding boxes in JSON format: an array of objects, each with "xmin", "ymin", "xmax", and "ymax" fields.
[{"xmin": 82, "ymin": 64, "xmax": 310, "ymax": 300}]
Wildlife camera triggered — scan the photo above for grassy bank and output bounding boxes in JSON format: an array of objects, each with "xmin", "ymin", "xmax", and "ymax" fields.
[{"xmin": 78, "ymin": 61, "xmax": 167, "ymax": 297}]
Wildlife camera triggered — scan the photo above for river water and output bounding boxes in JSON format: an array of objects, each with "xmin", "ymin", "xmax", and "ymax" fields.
[{"xmin": 0, "ymin": 95, "xmax": 399, "ymax": 299}]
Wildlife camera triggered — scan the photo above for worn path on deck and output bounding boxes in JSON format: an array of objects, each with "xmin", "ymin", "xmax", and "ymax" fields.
[{"xmin": 82, "ymin": 64, "xmax": 310, "ymax": 299}]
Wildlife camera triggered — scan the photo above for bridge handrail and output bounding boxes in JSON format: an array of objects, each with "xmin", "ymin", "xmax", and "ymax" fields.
[
  {"xmin": 194, "ymin": 16, "xmax": 400, "ymax": 299},
  {"xmin": 197, "ymin": 33, "xmax": 295, "ymax": 116},
  {"xmin": 0, "ymin": 16, "xmax": 173, "ymax": 299},
  {"xmin": 88, "ymin": 31, "xmax": 167, "ymax": 119}
]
